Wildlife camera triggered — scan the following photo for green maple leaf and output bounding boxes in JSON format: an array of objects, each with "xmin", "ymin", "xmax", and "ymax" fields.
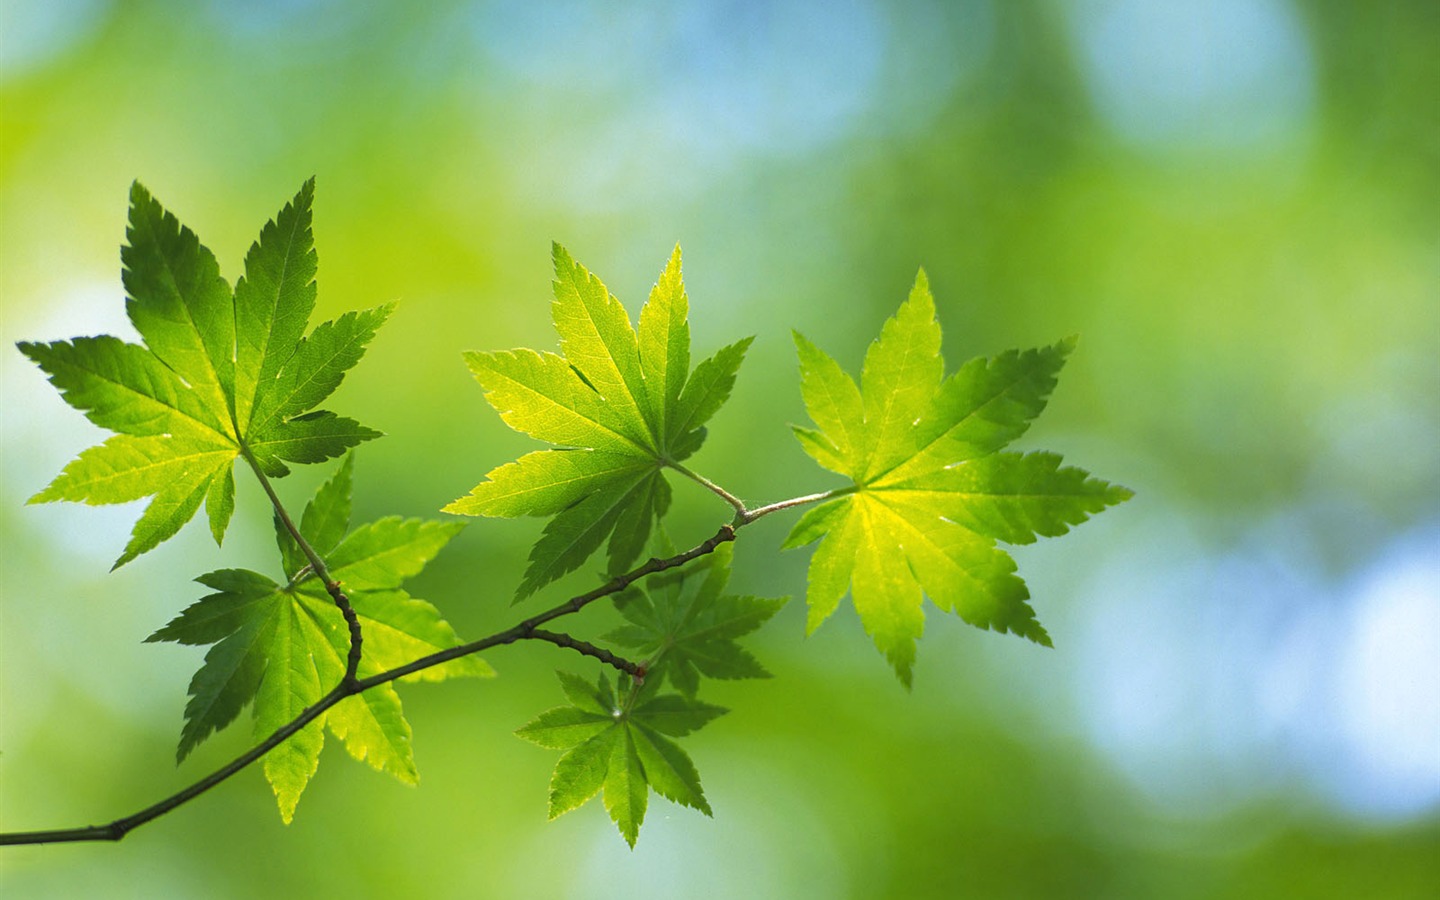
[
  {"xmin": 783, "ymin": 272, "xmax": 1132, "ymax": 685},
  {"xmin": 147, "ymin": 454, "xmax": 491, "ymax": 822},
  {"xmin": 19, "ymin": 180, "xmax": 390, "ymax": 567},
  {"xmin": 516, "ymin": 671, "xmax": 726, "ymax": 847},
  {"xmin": 607, "ymin": 543, "xmax": 786, "ymax": 699},
  {"xmin": 445, "ymin": 244, "xmax": 751, "ymax": 597}
]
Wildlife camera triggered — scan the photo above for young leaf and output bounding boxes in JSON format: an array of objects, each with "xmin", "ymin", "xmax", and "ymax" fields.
[
  {"xmin": 515, "ymin": 672, "xmax": 725, "ymax": 847},
  {"xmin": 19, "ymin": 180, "xmax": 390, "ymax": 567},
  {"xmin": 785, "ymin": 271, "xmax": 1132, "ymax": 685},
  {"xmin": 148, "ymin": 455, "xmax": 490, "ymax": 822},
  {"xmin": 446, "ymin": 244, "xmax": 752, "ymax": 597},
  {"xmin": 607, "ymin": 544, "xmax": 787, "ymax": 699}
]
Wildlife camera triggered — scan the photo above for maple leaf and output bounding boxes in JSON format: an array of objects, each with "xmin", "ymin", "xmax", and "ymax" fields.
[
  {"xmin": 783, "ymin": 272, "xmax": 1132, "ymax": 685},
  {"xmin": 147, "ymin": 454, "xmax": 491, "ymax": 822},
  {"xmin": 515, "ymin": 671, "xmax": 726, "ymax": 847},
  {"xmin": 445, "ymin": 244, "xmax": 751, "ymax": 597},
  {"xmin": 607, "ymin": 543, "xmax": 786, "ymax": 699},
  {"xmin": 19, "ymin": 180, "xmax": 390, "ymax": 567}
]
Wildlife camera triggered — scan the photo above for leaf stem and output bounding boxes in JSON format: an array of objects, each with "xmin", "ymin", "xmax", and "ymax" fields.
[
  {"xmin": 665, "ymin": 461, "xmax": 746, "ymax": 519},
  {"xmin": 667, "ymin": 461, "xmax": 849, "ymax": 526},
  {"xmin": 0, "ymin": 682, "xmax": 347, "ymax": 845},
  {"xmin": 241, "ymin": 449, "xmax": 363, "ymax": 686},
  {"xmin": 741, "ymin": 488, "xmax": 850, "ymax": 523}
]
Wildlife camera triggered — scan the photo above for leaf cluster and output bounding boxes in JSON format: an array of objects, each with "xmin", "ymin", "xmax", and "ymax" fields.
[
  {"xmin": 513, "ymin": 541, "xmax": 784, "ymax": 843},
  {"xmin": 10, "ymin": 183, "xmax": 1131, "ymax": 849},
  {"xmin": 19, "ymin": 182, "xmax": 480, "ymax": 823}
]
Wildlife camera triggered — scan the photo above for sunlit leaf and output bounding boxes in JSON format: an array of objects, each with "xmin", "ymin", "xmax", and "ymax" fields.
[
  {"xmin": 148, "ymin": 455, "xmax": 490, "ymax": 822},
  {"xmin": 20, "ymin": 180, "xmax": 388, "ymax": 566},
  {"xmin": 447, "ymin": 244, "xmax": 751, "ymax": 597},
  {"xmin": 785, "ymin": 271, "xmax": 1132, "ymax": 684}
]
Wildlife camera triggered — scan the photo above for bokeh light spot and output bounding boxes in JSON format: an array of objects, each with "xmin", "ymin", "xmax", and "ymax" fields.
[{"xmin": 1067, "ymin": 0, "xmax": 1316, "ymax": 150}]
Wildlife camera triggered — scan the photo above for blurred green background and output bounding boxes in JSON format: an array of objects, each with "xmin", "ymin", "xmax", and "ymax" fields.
[{"xmin": 2, "ymin": 1, "xmax": 1437, "ymax": 897}]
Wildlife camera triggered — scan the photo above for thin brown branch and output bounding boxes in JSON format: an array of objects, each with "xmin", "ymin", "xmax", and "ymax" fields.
[
  {"xmin": 0, "ymin": 477, "xmax": 837, "ymax": 847},
  {"xmin": 352, "ymin": 521, "xmax": 737, "ymax": 691},
  {"xmin": 0, "ymin": 684, "xmax": 346, "ymax": 845},
  {"xmin": 526, "ymin": 629, "xmax": 643, "ymax": 677},
  {"xmin": 0, "ymin": 522, "xmax": 738, "ymax": 847}
]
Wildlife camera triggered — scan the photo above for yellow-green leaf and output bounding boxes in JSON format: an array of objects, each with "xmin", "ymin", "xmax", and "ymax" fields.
[
  {"xmin": 787, "ymin": 272, "xmax": 1131, "ymax": 681},
  {"xmin": 20, "ymin": 181, "xmax": 387, "ymax": 565},
  {"xmin": 451, "ymin": 245, "xmax": 751, "ymax": 597},
  {"xmin": 147, "ymin": 457, "xmax": 487, "ymax": 823}
]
